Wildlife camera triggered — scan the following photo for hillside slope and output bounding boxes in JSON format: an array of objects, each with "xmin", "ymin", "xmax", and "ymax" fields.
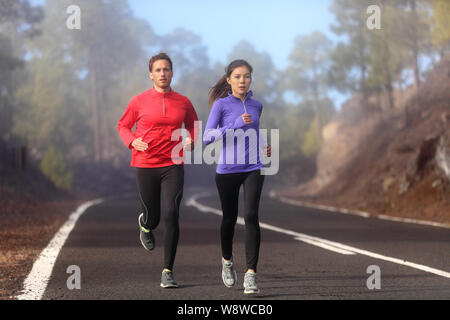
[
  {"xmin": 0, "ymin": 142, "xmax": 81, "ymax": 299},
  {"xmin": 282, "ymin": 55, "xmax": 450, "ymax": 224}
]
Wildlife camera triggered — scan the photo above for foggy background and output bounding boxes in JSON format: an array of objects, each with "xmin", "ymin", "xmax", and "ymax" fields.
[{"xmin": 1, "ymin": 0, "xmax": 449, "ymax": 200}]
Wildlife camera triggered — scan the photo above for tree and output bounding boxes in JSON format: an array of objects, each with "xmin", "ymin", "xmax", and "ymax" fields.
[
  {"xmin": 365, "ymin": 0, "xmax": 409, "ymax": 109},
  {"xmin": 0, "ymin": 0, "xmax": 42, "ymax": 140},
  {"xmin": 389, "ymin": 0, "xmax": 432, "ymax": 89},
  {"xmin": 0, "ymin": 0, "xmax": 42, "ymax": 34},
  {"xmin": 158, "ymin": 28, "xmax": 213, "ymax": 122},
  {"xmin": 329, "ymin": 0, "xmax": 374, "ymax": 99},
  {"xmin": 431, "ymin": 0, "xmax": 450, "ymax": 57},
  {"xmin": 285, "ymin": 31, "xmax": 334, "ymax": 147},
  {"xmin": 329, "ymin": 0, "xmax": 431, "ymax": 105},
  {"xmin": 12, "ymin": 1, "xmax": 89, "ymax": 159},
  {"xmin": 159, "ymin": 28, "xmax": 210, "ymax": 76},
  {"xmin": 66, "ymin": 0, "xmax": 156, "ymax": 163},
  {"xmin": 13, "ymin": 0, "xmax": 157, "ymax": 168},
  {"xmin": 0, "ymin": 35, "xmax": 23, "ymax": 140}
]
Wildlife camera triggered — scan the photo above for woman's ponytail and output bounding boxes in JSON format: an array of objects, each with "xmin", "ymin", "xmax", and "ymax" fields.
[{"xmin": 208, "ymin": 74, "xmax": 230, "ymax": 107}]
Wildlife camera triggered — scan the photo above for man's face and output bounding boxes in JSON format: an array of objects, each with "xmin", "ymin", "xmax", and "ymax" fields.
[{"xmin": 150, "ymin": 59, "xmax": 173, "ymax": 90}]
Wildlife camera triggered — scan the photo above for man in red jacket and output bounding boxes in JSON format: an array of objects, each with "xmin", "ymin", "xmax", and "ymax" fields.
[{"xmin": 118, "ymin": 53, "xmax": 198, "ymax": 288}]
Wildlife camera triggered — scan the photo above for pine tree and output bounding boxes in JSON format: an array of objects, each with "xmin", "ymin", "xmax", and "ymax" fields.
[
  {"xmin": 431, "ymin": 0, "xmax": 450, "ymax": 57},
  {"xmin": 286, "ymin": 31, "xmax": 334, "ymax": 147}
]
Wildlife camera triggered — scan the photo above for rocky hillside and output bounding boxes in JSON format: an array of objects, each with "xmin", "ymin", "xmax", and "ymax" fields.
[{"xmin": 282, "ymin": 55, "xmax": 450, "ymax": 224}]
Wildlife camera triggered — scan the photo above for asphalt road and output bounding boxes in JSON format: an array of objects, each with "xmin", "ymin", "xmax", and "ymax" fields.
[{"xmin": 42, "ymin": 188, "xmax": 450, "ymax": 300}]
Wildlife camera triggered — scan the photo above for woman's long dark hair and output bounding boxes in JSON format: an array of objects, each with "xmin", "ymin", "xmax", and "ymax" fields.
[{"xmin": 208, "ymin": 59, "xmax": 253, "ymax": 107}]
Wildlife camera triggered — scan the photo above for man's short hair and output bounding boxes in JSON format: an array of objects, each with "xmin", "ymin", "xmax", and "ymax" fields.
[{"xmin": 149, "ymin": 53, "xmax": 173, "ymax": 73}]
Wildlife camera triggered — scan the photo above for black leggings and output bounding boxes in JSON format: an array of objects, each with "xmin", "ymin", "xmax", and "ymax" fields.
[
  {"xmin": 215, "ymin": 170, "xmax": 265, "ymax": 272},
  {"xmin": 136, "ymin": 165, "xmax": 184, "ymax": 271}
]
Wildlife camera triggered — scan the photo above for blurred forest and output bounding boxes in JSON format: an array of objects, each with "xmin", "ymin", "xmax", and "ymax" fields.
[{"xmin": 0, "ymin": 0, "xmax": 449, "ymax": 197}]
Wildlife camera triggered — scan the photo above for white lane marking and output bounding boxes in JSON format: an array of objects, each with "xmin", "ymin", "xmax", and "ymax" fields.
[
  {"xmin": 187, "ymin": 193, "xmax": 450, "ymax": 279},
  {"xmin": 294, "ymin": 237, "xmax": 356, "ymax": 255},
  {"xmin": 16, "ymin": 199, "xmax": 104, "ymax": 300},
  {"xmin": 270, "ymin": 191, "xmax": 450, "ymax": 229},
  {"xmin": 377, "ymin": 214, "xmax": 450, "ymax": 228},
  {"xmin": 186, "ymin": 193, "xmax": 355, "ymax": 255}
]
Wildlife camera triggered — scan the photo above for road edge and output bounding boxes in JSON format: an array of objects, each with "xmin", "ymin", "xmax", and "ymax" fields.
[
  {"xmin": 15, "ymin": 198, "xmax": 104, "ymax": 300},
  {"xmin": 269, "ymin": 190, "xmax": 450, "ymax": 229}
]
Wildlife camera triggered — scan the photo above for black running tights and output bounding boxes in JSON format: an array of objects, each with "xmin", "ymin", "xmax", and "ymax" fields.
[
  {"xmin": 215, "ymin": 170, "xmax": 265, "ymax": 272},
  {"xmin": 136, "ymin": 165, "xmax": 184, "ymax": 271}
]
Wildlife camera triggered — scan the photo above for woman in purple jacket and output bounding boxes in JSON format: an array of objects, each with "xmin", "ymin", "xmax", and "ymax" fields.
[{"xmin": 203, "ymin": 60, "xmax": 271, "ymax": 294}]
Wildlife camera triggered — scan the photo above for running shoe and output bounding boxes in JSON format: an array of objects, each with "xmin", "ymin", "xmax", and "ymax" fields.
[
  {"xmin": 243, "ymin": 271, "xmax": 260, "ymax": 294},
  {"xmin": 160, "ymin": 270, "xmax": 179, "ymax": 288},
  {"xmin": 138, "ymin": 213, "xmax": 155, "ymax": 251},
  {"xmin": 222, "ymin": 257, "xmax": 237, "ymax": 288}
]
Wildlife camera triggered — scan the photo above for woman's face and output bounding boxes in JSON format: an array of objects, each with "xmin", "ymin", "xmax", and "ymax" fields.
[{"xmin": 227, "ymin": 66, "xmax": 251, "ymax": 99}]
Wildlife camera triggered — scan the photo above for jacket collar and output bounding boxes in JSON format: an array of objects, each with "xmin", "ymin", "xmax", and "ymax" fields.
[
  {"xmin": 149, "ymin": 87, "xmax": 173, "ymax": 97},
  {"xmin": 228, "ymin": 90, "xmax": 253, "ymax": 101}
]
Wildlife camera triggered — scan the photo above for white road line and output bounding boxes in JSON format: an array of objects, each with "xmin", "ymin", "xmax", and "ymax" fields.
[
  {"xmin": 293, "ymin": 237, "xmax": 356, "ymax": 255},
  {"xmin": 270, "ymin": 191, "xmax": 450, "ymax": 229},
  {"xmin": 16, "ymin": 199, "xmax": 104, "ymax": 300},
  {"xmin": 187, "ymin": 193, "xmax": 450, "ymax": 279}
]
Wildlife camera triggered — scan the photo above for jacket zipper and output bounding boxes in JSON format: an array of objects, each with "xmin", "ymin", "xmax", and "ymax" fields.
[
  {"xmin": 242, "ymin": 100, "xmax": 248, "ymax": 114},
  {"xmin": 163, "ymin": 93, "xmax": 166, "ymax": 116},
  {"xmin": 242, "ymin": 94, "xmax": 248, "ymax": 114}
]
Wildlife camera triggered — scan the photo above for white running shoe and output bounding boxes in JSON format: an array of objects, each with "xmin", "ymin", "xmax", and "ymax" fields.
[
  {"xmin": 222, "ymin": 257, "xmax": 237, "ymax": 288},
  {"xmin": 243, "ymin": 271, "xmax": 260, "ymax": 294}
]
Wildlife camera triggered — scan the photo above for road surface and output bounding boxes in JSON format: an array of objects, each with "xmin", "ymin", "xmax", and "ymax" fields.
[{"xmin": 39, "ymin": 188, "xmax": 450, "ymax": 300}]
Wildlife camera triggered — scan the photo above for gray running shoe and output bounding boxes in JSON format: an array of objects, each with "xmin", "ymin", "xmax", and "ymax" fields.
[
  {"xmin": 222, "ymin": 257, "xmax": 237, "ymax": 288},
  {"xmin": 138, "ymin": 213, "xmax": 155, "ymax": 251},
  {"xmin": 243, "ymin": 271, "xmax": 260, "ymax": 294},
  {"xmin": 160, "ymin": 270, "xmax": 179, "ymax": 288}
]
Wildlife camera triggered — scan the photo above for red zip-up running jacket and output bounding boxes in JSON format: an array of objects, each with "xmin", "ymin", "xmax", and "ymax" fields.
[{"xmin": 118, "ymin": 87, "xmax": 199, "ymax": 168}]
